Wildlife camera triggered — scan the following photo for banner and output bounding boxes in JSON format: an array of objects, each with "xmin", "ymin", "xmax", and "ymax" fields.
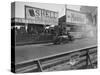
[
  {"xmin": 66, "ymin": 9, "xmax": 87, "ymax": 25},
  {"xmin": 25, "ymin": 5, "xmax": 58, "ymax": 25}
]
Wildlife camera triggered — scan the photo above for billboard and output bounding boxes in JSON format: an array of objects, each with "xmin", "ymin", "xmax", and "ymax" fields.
[
  {"xmin": 25, "ymin": 5, "xmax": 58, "ymax": 25},
  {"xmin": 66, "ymin": 9, "xmax": 87, "ymax": 25}
]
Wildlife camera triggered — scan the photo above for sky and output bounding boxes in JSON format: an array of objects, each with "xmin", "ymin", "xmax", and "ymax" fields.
[{"xmin": 12, "ymin": 1, "xmax": 81, "ymax": 18}]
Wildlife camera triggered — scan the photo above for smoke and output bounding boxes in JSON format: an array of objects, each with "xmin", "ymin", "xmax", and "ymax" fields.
[{"xmin": 82, "ymin": 24, "xmax": 97, "ymax": 38}]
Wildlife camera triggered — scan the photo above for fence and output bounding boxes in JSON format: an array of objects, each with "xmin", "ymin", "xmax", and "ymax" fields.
[
  {"xmin": 15, "ymin": 33, "xmax": 54, "ymax": 45},
  {"xmin": 15, "ymin": 46, "xmax": 97, "ymax": 73}
]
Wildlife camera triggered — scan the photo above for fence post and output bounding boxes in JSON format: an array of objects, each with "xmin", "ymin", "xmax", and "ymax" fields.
[
  {"xmin": 86, "ymin": 49, "xmax": 89, "ymax": 67},
  {"xmin": 36, "ymin": 60, "xmax": 43, "ymax": 72},
  {"xmin": 86, "ymin": 49, "xmax": 94, "ymax": 68}
]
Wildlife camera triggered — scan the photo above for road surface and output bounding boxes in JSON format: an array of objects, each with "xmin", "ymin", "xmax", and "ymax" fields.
[{"xmin": 15, "ymin": 37, "xmax": 97, "ymax": 64}]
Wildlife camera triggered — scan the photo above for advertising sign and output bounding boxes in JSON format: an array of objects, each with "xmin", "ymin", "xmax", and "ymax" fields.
[
  {"xmin": 25, "ymin": 5, "xmax": 58, "ymax": 25},
  {"xmin": 66, "ymin": 9, "xmax": 87, "ymax": 25}
]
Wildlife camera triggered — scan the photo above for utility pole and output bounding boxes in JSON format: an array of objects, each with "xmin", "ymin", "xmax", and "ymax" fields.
[{"xmin": 65, "ymin": 4, "xmax": 67, "ymax": 23}]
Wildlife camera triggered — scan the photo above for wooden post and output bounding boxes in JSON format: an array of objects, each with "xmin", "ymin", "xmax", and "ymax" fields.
[
  {"xmin": 86, "ymin": 49, "xmax": 89, "ymax": 67},
  {"xmin": 36, "ymin": 60, "xmax": 43, "ymax": 72},
  {"xmin": 86, "ymin": 49, "xmax": 94, "ymax": 68}
]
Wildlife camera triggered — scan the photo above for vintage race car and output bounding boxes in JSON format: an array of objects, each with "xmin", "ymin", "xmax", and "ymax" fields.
[{"xmin": 53, "ymin": 34, "xmax": 74, "ymax": 44}]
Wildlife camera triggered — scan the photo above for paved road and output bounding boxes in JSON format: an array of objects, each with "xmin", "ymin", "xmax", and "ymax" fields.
[{"xmin": 15, "ymin": 37, "xmax": 97, "ymax": 64}]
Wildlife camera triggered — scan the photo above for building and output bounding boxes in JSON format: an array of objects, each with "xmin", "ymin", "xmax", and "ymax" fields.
[
  {"xmin": 80, "ymin": 6, "xmax": 97, "ymax": 38},
  {"xmin": 11, "ymin": 2, "xmax": 58, "ymax": 45},
  {"xmin": 59, "ymin": 8, "xmax": 89, "ymax": 39},
  {"xmin": 80, "ymin": 6, "xmax": 97, "ymax": 26},
  {"xmin": 59, "ymin": 6, "xmax": 97, "ymax": 39},
  {"xmin": 11, "ymin": 2, "xmax": 58, "ymax": 34}
]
